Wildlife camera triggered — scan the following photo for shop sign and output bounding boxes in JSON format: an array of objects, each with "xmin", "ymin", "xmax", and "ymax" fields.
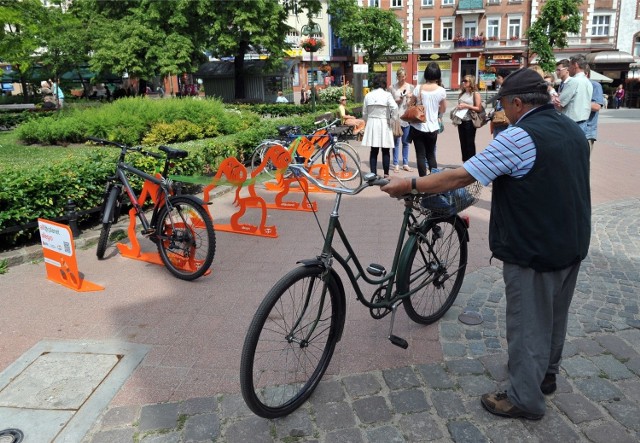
[
  {"xmin": 418, "ymin": 54, "xmax": 451, "ymax": 61},
  {"xmin": 382, "ymin": 54, "xmax": 409, "ymax": 62}
]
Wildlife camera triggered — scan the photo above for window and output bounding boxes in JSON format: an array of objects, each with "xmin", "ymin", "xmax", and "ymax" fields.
[
  {"xmin": 421, "ymin": 22, "xmax": 434, "ymax": 42},
  {"xmin": 508, "ymin": 17, "xmax": 521, "ymax": 39},
  {"xmin": 592, "ymin": 15, "xmax": 610, "ymax": 36},
  {"xmin": 487, "ymin": 0, "xmax": 500, "ymax": 3},
  {"xmin": 487, "ymin": 18, "xmax": 500, "ymax": 39},
  {"xmin": 442, "ymin": 0, "xmax": 455, "ymax": 6},
  {"xmin": 286, "ymin": 31, "xmax": 300, "ymax": 47},
  {"xmin": 366, "ymin": 0, "xmax": 381, "ymax": 7},
  {"xmin": 634, "ymin": 34, "xmax": 640, "ymax": 57},
  {"xmin": 422, "ymin": 0, "xmax": 434, "ymax": 6},
  {"xmin": 463, "ymin": 19, "xmax": 477, "ymax": 39},
  {"xmin": 391, "ymin": 0, "xmax": 403, "ymax": 7},
  {"xmin": 442, "ymin": 21, "xmax": 454, "ymax": 41}
]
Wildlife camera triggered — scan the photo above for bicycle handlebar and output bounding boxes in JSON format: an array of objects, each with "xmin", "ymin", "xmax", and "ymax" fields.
[
  {"xmin": 287, "ymin": 164, "xmax": 387, "ymax": 195},
  {"xmin": 87, "ymin": 136, "xmax": 164, "ymax": 159}
]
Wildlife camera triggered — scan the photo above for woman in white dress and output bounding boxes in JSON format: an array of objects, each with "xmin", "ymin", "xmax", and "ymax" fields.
[{"xmin": 362, "ymin": 75, "xmax": 398, "ymax": 178}]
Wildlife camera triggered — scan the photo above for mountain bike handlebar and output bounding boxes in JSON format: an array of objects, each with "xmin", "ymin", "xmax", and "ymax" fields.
[{"xmin": 87, "ymin": 136, "xmax": 164, "ymax": 160}]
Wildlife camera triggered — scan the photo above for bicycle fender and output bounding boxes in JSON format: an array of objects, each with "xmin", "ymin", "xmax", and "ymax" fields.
[
  {"xmin": 296, "ymin": 259, "xmax": 347, "ymax": 343},
  {"xmin": 171, "ymin": 194, "xmax": 206, "ymax": 206},
  {"xmin": 102, "ymin": 186, "xmax": 120, "ymax": 224}
]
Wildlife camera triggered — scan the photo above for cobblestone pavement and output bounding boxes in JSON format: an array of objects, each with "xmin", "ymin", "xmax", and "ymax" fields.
[{"xmin": 85, "ymin": 198, "xmax": 640, "ymax": 442}]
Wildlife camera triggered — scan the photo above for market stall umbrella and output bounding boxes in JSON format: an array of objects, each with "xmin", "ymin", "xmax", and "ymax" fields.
[{"xmin": 589, "ymin": 70, "xmax": 613, "ymax": 83}]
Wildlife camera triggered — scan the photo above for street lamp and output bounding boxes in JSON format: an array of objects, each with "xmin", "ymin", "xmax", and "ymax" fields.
[{"xmin": 301, "ymin": 22, "xmax": 323, "ymax": 112}]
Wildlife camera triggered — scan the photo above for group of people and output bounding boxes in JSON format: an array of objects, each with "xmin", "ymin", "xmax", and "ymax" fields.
[{"xmin": 39, "ymin": 80, "xmax": 64, "ymax": 109}]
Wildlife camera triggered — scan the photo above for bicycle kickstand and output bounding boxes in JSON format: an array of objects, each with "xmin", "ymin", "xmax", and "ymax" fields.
[{"xmin": 388, "ymin": 302, "xmax": 409, "ymax": 349}]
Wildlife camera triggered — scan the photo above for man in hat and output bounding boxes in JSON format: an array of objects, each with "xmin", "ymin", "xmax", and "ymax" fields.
[
  {"xmin": 338, "ymin": 95, "xmax": 365, "ymax": 135},
  {"xmin": 381, "ymin": 68, "xmax": 591, "ymax": 420}
]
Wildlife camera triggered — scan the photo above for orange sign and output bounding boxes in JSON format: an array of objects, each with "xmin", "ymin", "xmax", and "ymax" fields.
[{"xmin": 38, "ymin": 219, "xmax": 103, "ymax": 292}]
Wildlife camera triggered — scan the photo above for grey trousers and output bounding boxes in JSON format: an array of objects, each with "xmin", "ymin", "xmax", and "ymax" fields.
[{"xmin": 503, "ymin": 261, "xmax": 581, "ymax": 415}]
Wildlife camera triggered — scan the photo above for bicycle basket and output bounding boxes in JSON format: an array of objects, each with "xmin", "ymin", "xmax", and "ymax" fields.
[{"xmin": 420, "ymin": 180, "xmax": 482, "ymax": 217}]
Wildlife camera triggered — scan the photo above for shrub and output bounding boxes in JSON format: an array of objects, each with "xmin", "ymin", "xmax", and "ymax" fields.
[{"xmin": 318, "ymin": 86, "xmax": 354, "ymax": 104}]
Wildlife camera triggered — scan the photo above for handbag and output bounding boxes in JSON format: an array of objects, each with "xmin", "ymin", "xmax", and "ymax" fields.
[
  {"xmin": 400, "ymin": 105, "xmax": 426, "ymax": 124},
  {"xmin": 491, "ymin": 109, "xmax": 509, "ymax": 126},
  {"xmin": 449, "ymin": 108, "xmax": 462, "ymax": 126},
  {"xmin": 391, "ymin": 118, "xmax": 403, "ymax": 137},
  {"xmin": 470, "ymin": 107, "xmax": 488, "ymax": 129}
]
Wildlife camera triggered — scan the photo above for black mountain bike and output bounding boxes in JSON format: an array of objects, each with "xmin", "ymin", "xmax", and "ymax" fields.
[{"xmin": 89, "ymin": 137, "xmax": 215, "ymax": 281}]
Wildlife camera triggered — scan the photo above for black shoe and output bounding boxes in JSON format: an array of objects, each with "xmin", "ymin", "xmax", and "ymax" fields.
[{"xmin": 540, "ymin": 374, "xmax": 557, "ymax": 395}]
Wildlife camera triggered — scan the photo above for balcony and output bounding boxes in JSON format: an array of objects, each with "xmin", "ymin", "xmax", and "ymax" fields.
[
  {"xmin": 454, "ymin": 38, "xmax": 485, "ymax": 48},
  {"xmin": 456, "ymin": 0, "xmax": 485, "ymax": 14}
]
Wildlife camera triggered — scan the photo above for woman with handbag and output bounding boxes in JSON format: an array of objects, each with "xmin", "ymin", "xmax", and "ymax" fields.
[
  {"xmin": 390, "ymin": 68, "xmax": 413, "ymax": 173},
  {"xmin": 362, "ymin": 75, "xmax": 398, "ymax": 178},
  {"xmin": 409, "ymin": 62, "xmax": 447, "ymax": 177},
  {"xmin": 454, "ymin": 75, "xmax": 483, "ymax": 161}
]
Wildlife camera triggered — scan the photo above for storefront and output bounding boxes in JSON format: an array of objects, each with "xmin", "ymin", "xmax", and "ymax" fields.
[{"xmin": 481, "ymin": 52, "xmax": 523, "ymax": 90}]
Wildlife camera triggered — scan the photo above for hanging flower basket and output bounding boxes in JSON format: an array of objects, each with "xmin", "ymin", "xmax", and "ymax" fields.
[{"xmin": 301, "ymin": 37, "xmax": 325, "ymax": 53}]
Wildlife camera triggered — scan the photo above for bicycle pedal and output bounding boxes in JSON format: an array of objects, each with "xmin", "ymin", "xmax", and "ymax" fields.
[
  {"xmin": 367, "ymin": 263, "xmax": 386, "ymax": 277},
  {"xmin": 389, "ymin": 335, "xmax": 409, "ymax": 349},
  {"xmin": 141, "ymin": 228, "xmax": 156, "ymax": 236}
]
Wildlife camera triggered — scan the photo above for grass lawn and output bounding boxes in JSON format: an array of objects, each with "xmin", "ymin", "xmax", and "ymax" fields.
[{"xmin": 0, "ymin": 131, "xmax": 101, "ymax": 173}]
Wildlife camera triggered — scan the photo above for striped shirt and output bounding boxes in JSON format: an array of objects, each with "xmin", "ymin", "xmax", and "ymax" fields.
[{"xmin": 463, "ymin": 114, "xmax": 536, "ymax": 185}]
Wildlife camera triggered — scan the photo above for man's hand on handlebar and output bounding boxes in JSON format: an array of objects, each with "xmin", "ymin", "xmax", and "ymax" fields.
[{"xmin": 380, "ymin": 176, "xmax": 411, "ymax": 198}]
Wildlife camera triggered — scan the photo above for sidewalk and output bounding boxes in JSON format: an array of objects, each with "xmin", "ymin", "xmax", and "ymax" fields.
[{"xmin": 1, "ymin": 108, "xmax": 639, "ymax": 442}]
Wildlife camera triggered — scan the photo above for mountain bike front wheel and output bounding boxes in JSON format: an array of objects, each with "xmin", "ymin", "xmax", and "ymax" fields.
[
  {"xmin": 96, "ymin": 185, "xmax": 121, "ymax": 259},
  {"xmin": 240, "ymin": 266, "xmax": 342, "ymax": 419},
  {"xmin": 399, "ymin": 217, "xmax": 468, "ymax": 324},
  {"xmin": 155, "ymin": 196, "xmax": 215, "ymax": 281}
]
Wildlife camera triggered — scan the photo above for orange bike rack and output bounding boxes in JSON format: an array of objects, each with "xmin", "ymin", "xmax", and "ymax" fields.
[{"xmin": 203, "ymin": 157, "xmax": 277, "ymax": 238}]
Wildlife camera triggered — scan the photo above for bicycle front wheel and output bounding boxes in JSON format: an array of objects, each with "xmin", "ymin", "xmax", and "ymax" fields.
[
  {"xmin": 155, "ymin": 196, "xmax": 216, "ymax": 281},
  {"xmin": 324, "ymin": 142, "xmax": 362, "ymax": 188},
  {"xmin": 96, "ymin": 185, "xmax": 120, "ymax": 259},
  {"xmin": 251, "ymin": 141, "xmax": 289, "ymax": 179},
  {"xmin": 400, "ymin": 217, "xmax": 468, "ymax": 324},
  {"xmin": 240, "ymin": 266, "xmax": 342, "ymax": 419}
]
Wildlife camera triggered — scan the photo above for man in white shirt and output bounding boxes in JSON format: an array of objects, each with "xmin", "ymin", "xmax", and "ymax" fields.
[
  {"xmin": 554, "ymin": 55, "xmax": 593, "ymax": 135},
  {"xmin": 275, "ymin": 91, "xmax": 288, "ymax": 103}
]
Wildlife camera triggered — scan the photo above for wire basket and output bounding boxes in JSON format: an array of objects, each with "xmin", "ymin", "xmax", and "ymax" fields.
[{"xmin": 416, "ymin": 181, "xmax": 483, "ymax": 218}]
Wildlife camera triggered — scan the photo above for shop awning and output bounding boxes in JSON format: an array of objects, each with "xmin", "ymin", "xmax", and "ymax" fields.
[{"xmin": 586, "ymin": 51, "xmax": 634, "ymax": 65}]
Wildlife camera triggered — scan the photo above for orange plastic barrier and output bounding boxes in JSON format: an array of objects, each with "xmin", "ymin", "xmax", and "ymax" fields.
[{"xmin": 38, "ymin": 218, "xmax": 103, "ymax": 292}]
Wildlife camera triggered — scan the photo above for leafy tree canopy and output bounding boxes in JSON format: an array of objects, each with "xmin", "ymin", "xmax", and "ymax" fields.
[
  {"xmin": 328, "ymin": 0, "xmax": 407, "ymax": 77},
  {"xmin": 527, "ymin": 0, "xmax": 583, "ymax": 73}
]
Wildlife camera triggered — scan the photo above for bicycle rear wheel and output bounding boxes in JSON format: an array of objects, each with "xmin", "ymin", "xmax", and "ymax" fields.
[
  {"xmin": 155, "ymin": 196, "xmax": 215, "ymax": 281},
  {"xmin": 324, "ymin": 142, "xmax": 362, "ymax": 189},
  {"xmin": 240, "ymin": 266, "xmax": 342, "ymax": 419},
  {"xmin": 251, "ymin": 141, "xmax": 290, "ymax": 179},
  {"xmin": 399, "ymin": 217, "xmax": 468, "ymax": 324}
]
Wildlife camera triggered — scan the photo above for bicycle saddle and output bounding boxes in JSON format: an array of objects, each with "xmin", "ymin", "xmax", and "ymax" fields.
[
  {"xmin": 159, "ymin": 145, "xmax": 188, "ymax": 159},
  {"xmin": 277, "ymin": 125, "xmax": 298, "ymax": 136}
]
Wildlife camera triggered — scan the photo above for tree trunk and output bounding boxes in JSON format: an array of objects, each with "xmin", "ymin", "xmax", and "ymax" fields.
[{"xmin": 234, "ymin": 40, "xmax": 249, "ymax": 100}]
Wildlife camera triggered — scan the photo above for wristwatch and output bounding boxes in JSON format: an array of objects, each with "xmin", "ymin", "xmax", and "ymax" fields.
[{"xmin": 410, "ymin": 178, "xmax": 419, "ymax": 195}]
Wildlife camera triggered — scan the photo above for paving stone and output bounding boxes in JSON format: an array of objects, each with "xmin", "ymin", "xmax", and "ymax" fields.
[
  {"xmin": 572, "ymin": 337, "xmax": 606, "ymax": 356},
  {"xmin": 457, "ymin": 375, "xmax": 497, "ymax": 397},
  {"xmin": 442, "ymin": 342, "xmax": 468, "ymax": 357},
  {"xmin": 224, "ymin": 415, "xmax": 272, "ymax": 443},
  {"xmin": 389, "ymin": 388, "xmax": 430, "ymax": 414},
  {"xmin": 590, "ymin": 354, "xmax": 635, "ymax": 380},
  {"xmin": 315, "ymin": 401, "xmax": 356, "ymax": 431},
  {"xmin": 441, "ymin": 323, "xmax": 464, "ymax": 339},
  {"xmin": 382, "ymin": 366, "xmax": 420, "ymax": 390},
  {"xmin": 140, "ymin": 432, "xmax": 180, "ymax": 443},
  {"xmin": 446, "ymin": 359, "xmax": 485, "ymax": 376},
  {"xmin": 219, "ymin": 393, "xmax": 252, "ymax": 419},
  {"xmin": 551, "ymin": 392, "xmax": 603, "ymax": 424},
  {"xmin": 138, "ymin": 403, "xmax": 180, "ymax": 432},
  {"xmin": 583, "ymin": 422, "xmax": 638, "ymax": 443},
  {"xmin": 478, "ymin": 353, "xmax": 508, "ymax": 382},
  {"xmin": 398, "ymin": 411, "xmax": 443, "ymax": 442},
  {"xmin": 325, "ymin": 427, "xmax": 365, "ymax": 443},
  {"xmin": 523, "ymin": 412, "xmax": 580, "ymax": 441},
  {"xmin": 416, "ymin": 363, "xmax": 455, "ymax": 389},
  {"xmin": 309, "ymin": 379, "xmax": 346, "ymax": 405},
  {"xmin": 99, "ymin": 405, "xmax": 140, "ymax": 429},
  {"xmin": 446, "ymin": 421, "xmax": 487, "ymax": 443},
  {"xmin": 624, "ymin": 356, "xmax": 640, "ymax": 376},
  {"xmin": 342, "ymin": 373, "xmax": 381, "ymax": 398},
  {"xmin": 352, "ymin": 395, "xmax": 391, "ymax": 424},
  {"xmin": 90, "ymin": 428, "xmax": 136, "ymax": 443},
  {"xmin": 573, "ymin": 377, "xmax": 623, "ymax": 402},
  {"xmin": 365, "ymin": 425, "xmax": 405, "ymax": 443},
  {"xmin": 602, "ymin": 398, "xmax": 640, "ymax": 431},
  {"xmin": 179, "ymin": 396, "xmax": 217, "ymax": 416},
  {"xmin": 183, "ymin": 413, "xmax": 220, "ymax": 442},
  {"xmin": 484, "ymin": 422, "xmax": 536, "ymax": 443},
  {"xmin": 273, "ymin": 407, "xmax": 313, "ymax": 439},
  {"xmin": 561, "ymin": 356, "xmax": 602, "ymax": 378},
  {"xmin": 617, "ymin": 379, "xmax": 640, "ymax": 405},
  {"xmin": 597, "ymin": 334, "xmax": 640, "ymax": 360},
  {"xmin": 431, "ymin": 390, "xmax": 466, "ymax": 419}
]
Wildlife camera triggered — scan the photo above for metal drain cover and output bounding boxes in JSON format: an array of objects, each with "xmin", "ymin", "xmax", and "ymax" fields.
[{"xmin": 458, "ymin": 310, "xmax": 484, "ymax": 325}]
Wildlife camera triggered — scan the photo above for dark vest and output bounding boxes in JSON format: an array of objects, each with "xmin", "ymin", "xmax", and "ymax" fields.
[{"xmin": 489, "ymin": 104, "xmax": 591, "ymax": 271}]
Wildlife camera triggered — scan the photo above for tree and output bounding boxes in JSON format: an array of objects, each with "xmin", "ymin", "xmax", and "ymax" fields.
[
  {"xmin": 527, "ymin": 0, "xmax": 583, "ymax": 73},
  {"xmin": 207, "ymin": 0, "xmax": 321, "ymax": 100},
  {"xmin": 0, "ymin": 0, "xmax": 48, "ymax": 101},
  {"xmin": 328, "ymin": 0, "xmax": 407, "ymax": 79}
]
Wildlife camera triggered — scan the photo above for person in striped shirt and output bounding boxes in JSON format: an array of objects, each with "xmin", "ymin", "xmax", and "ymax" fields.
[{"xmin": 381, "ymin": 68, "xmax": 591, "ymax": 421}]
